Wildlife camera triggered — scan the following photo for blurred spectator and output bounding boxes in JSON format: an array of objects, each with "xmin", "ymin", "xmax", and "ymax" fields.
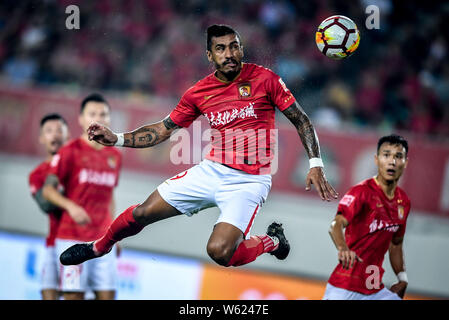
[
  {"xmin": 355, "ymin": 70, "xmax": 384, "ymax": 125},
  {"xmin": 3, "ymin": 50, "xmax": 37, "ymax": 85}
]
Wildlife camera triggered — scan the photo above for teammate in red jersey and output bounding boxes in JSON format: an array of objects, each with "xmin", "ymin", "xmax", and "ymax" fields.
[
  {"xmin": 29, "ymin": 113, "xmax": 69, "ymax": 300},
  {"xmin": 42, "ymin": 94, "xmax": 122, "ymax": 300},
  {"xmin": 324, "ymin": 134, "xmax": 410, "ymax": 300},
  {"xmin": 60, "ymin": 25, "xmax": 337, "ymax": 270}
]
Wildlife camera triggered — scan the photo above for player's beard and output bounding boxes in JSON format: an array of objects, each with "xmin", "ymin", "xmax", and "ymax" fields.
[{"xmin": 216, "ymin": 59, "xmax": 241, "ymax": 81}]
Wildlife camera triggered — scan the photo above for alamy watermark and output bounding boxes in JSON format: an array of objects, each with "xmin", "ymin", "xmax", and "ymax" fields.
[
  {"xmin": 365, "ymin": 5, "xmax": 380, "ymax": 30},
  {"xmin": 65, "ymin": 5, "xmax": 80, "ymax": 30},
  {"xmin": 365, "ymin": 265, "xmax": 381, "ymax": 290}
]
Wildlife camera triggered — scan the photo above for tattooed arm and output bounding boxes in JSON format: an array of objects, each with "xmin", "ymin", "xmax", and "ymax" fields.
[
  {"xmin": 282, "ymin": 101, "xmax": 338, "ymax": 201},
  {"xmin": 282, "ymin": 101, "xmax": 321, "ymax": 159},
  {"xmin": 87, "ymin": 115, "xmax": 181, "ymax": 148}
]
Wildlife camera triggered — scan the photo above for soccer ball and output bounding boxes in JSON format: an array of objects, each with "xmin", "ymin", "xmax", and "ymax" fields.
[{"xmin": 315, "ymin": 15, "xmax": 360, "ymax": 60}]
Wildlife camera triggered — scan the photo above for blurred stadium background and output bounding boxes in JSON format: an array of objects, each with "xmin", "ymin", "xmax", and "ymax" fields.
[{"xmin": 0, "ymin": 0, "xmax": 448, "ymax": 299}]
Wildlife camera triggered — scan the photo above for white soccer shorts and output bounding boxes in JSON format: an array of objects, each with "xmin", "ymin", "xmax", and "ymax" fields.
[
  {"xmin": 55, "ymin": 239, "xmax": 117, "ymax": 293},
  {"xmin": 157, "ymin": 159, "xmax": 272, "ymax": 239},
  {"xmin": 322, "ymin": 283, "xmax": 402, "ymax": 300},
  {"xmin": 41, "ymin": 245, "xmax": 59, "ymax": 291}
]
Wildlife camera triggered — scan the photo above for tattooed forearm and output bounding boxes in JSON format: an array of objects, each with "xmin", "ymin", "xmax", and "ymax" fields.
[
  {"xmin": 123, "ymin": 117, "xmax": 179, "ymax": 148},
  {"xmin": 163, "ymin": 116, "xmax": 181, "ymax": 131},
  {"xmin": 282, "ymin": 101, "xmax": 321, "ymax": 159},
  {"xmin": 124, "ymin": 126, "xmax": 161, "ymax": 148}
]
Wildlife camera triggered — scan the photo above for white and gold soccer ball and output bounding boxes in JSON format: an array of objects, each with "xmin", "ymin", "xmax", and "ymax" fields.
[{"xmin": 315, "ymin": 15, "xmax": 360, "ymax": 60}]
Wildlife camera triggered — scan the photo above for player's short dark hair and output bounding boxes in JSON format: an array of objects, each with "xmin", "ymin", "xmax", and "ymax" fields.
[
  {"xmin": 206, "ymin": 24, "xmax": 241, "ymax": 51},
  {"xmin": 377, "ymin": 134, "xmax": 408, "ymax": 155},
  {"xmin": 40, "ymin": 113, "xmax": 67, "ymax": 128},
  {"xmin": 80, "ymin": 93, "xmax": 110, "ymax": 114}
]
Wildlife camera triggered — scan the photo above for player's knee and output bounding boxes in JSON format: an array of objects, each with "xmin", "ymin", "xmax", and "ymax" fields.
[
  {"xmin": 133, "ymin": 204, "xmax": 152, "ymax": 225},
  {"xmin": 207, "ymin": 241, "xmax": 234, "ymax": 266}
]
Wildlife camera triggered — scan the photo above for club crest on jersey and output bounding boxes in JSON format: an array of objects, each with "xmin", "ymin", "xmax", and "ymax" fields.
[
  {"xmin": 398, "ymin": 205, "xmax": 404, "ymax": 220},
  {"xmin": 107, "ymin": 156, "xmax": 117, "ymax": 169},
  {"xmin": 238, "ymin": 83, "xmax": 251, "ymax": 98}
]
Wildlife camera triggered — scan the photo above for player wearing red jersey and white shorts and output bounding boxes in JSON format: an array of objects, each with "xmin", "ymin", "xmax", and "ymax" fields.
[
  {"xmin": 59, "ymin": 25, "xmax": 337, "ymax": 270},
  {"xmin": 324, "ymin": 134, "xmax": 410, "ymax": 300},
  {"xmin": 43, "ymin": 94, "xmax": 122, "ymax": 300},
  {"xmin": 29, "ymin": 113, "xmax": 69, "ymax": 300}
]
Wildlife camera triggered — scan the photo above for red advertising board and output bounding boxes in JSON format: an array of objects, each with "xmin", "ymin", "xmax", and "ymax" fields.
[{"xmin": 1, "ymin": 87, "xmax": 448, "ymax": 216}]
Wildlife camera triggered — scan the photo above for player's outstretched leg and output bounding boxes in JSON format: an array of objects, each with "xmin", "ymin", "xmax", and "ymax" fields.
[{"xmin": 60, "ymin": 190, "xmax": 181, "ymax": 265}]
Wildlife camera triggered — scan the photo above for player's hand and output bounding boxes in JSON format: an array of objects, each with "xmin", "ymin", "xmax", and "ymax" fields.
[
  {"xmin": 87, "ymin": 122, "xmax": 118, "ymax": 146},
  {"xmin": 390, "ymin": 281, "xmax": 407, "ymax": 299},
  {"xmin": 305, "ymin": 167, "xmax": 338, "ymax": 201},
  {"xmin": 338, "ymin": 247, "xmax": 363, "ymax": 269},
  {"xmin": 67, "ymin": 203, "xmax": 91, "ymax": 225}
]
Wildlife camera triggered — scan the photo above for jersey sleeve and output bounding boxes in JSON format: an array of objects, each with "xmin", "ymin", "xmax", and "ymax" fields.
[
  {"xmin": 169, "ymin": 88, "xmax": 201, "ymax": 128},
  {"xmin": 336, "ymin": 186, "xmax": 365, "ymax": 224},
  {"xmin": 28, "ymin": 170, "xmax": 42, "ymax": 196},
  {"xmin": 265, "ymin": 71, "xmax": 296, "ymax": 112},
  {"xmin": 48, "ymin": 147, "xmax": 73, "ymax": 186}
]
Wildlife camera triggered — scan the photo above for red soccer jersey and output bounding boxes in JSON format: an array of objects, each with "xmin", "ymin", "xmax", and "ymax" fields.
[
  {"xmin": 29, "ymin": 160, "xmax": 61, "ymax": 247},
  {"xmin": 169, "ymin": 63, "xmax": 296, "ymax": 175},
  {"xmin": 328, "ymin": 178, "xmax": 411, "ymax": 295},
  {"xmin": 49, "ymin": 138, "xmax": 122, "ymax": 242}
]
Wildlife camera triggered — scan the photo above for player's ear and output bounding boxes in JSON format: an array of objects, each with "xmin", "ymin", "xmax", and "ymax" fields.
[
  {"xmin": 65, "ymin": 126, "xmax": 71, "ymax": 141},
  {"xmin": 374, "ymin": 153, "xmax": 379, "ymax": 167},
  {"xmin": 206, "ymin": 50, "xmax": 213, "ymax": 63},
  {"xmin": 78, "ymin": 113, "xmax": 85, "ymax": 129},
  {"xmin": 39, "ymin": 132, "xmax": 45, "ymax": 145}
]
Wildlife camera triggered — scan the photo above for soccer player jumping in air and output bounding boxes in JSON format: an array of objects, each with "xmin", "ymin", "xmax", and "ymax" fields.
[
  {"xmin": 60, "ymin": 25, "xmax": 338, "ymax": 269},
  {"xmin": 323, "ymin": 134, "xmax": 410, "ymax": 300}
]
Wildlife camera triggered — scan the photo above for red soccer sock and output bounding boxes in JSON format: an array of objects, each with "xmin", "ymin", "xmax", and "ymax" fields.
[
  {"xmin": 93, "ymin": 204, "xmax": 144, "ymax": 254},
  {"xmin": 227, "ymin": 235, "xmax": 279, "ymax": 267}
]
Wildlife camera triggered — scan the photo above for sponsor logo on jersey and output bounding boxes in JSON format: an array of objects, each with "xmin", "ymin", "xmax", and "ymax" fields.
[
  {"xmin": 278, "ymin": 78, "xmax": 289, "ymax": 93},
  {"xmin": 340, "ymin": 194, "xmax": 355, "ymax": 207},
  {"xmin": 203, "ymin": 102, "xmax": 258, "ymax": 127},
  {"xmin": 78, "ymin": 168, "xmax": 116, "ymax": 187},
  {"xmin": 369, "ymin": 219, "xmax": 400, "ymax": 233}
]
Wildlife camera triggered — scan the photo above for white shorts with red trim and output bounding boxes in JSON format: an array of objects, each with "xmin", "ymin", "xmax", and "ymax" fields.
[
  {"xmin": 322, "ymin": 283, "xmax": 402, "ymax": 300},
  {"xmin": 41, "ymin": 245, "xmax": 58, "ymax": 290},
  {"xmin": 157, "ymin": 159, "xmax": 271, "ymax": 239}
]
